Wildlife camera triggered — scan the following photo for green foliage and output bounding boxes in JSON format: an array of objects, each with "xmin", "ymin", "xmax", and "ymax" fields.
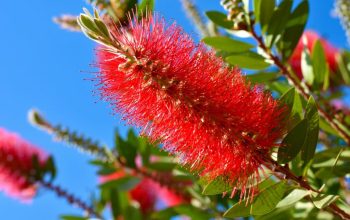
[
  {"xmin": 226, "ymin": 52, "xmax": 270, "ymax": 70},
  {"xmin": 205, "ymin": 11, "xmax": 233, "ymax": 29},
  {"xmin": 278, "ymin": 119, "xmax": 308, "ymax": 164},
  {"xmin": 279, "ymin": 0, "xmax": 309, "ymax": 60},
  {"xmin": 27, "ymin": 0, "xmax": 350, "ymax": 219},
  {"xmin": 301, "ymin": 96, "xmax": 319, "ymax": 163},
  {"xmin": 265, "ymin": 0, "xmax": 293, "ymax": 47},
  {"xmin": 224, "ymin": 181, "xmax": 288, "ymax": 218},
  {"xmin": 202, "ymin": 36, "xmax": 254, "ymax": 52}
]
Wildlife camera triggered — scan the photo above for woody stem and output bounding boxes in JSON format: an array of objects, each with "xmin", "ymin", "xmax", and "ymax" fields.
[
  {"xmin": 249, "ymin": 24, "xmax": 350, "ymax": 145},
  {"xmin": 265, "ymin": 157, "xmax": 350, "ymax": 220},
  {"xmin": 39, "ymin": 180, "xmax": 101, "ymax": 219}
]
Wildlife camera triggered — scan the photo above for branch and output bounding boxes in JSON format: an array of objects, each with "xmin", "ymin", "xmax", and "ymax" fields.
[
  {"xmin": 29, "ymin": 109, "xmax": 110, "ymax": 160},
  {"xmin": 265, "ymin": 157, "xmax": 350, "ymax": 220},
  {"xmin": 39, "ymin": 180, "xmax": 101, "ymax": 219},
  {"xmin": 248, "ymin": 25, "xmax": 350, "ymax": 145}
]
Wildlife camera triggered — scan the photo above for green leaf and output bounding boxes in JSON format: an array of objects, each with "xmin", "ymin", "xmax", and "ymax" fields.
[
  {"xmin": 301, "ymin": 44, "xmax": 314, "ymax": 85},
  {"xmin": 94, "ymin": 18, "xmax": 110, "ymax": 38},
  {"xmin": 278, "ymin": 119, "xmax": 308, "ymax": 164},
  {"xmin": 279, "ymin": 0, "xmax": 309, "ymax": 60},
  {"xmin": 224, "ymin": 181, "xmax": 288, "ymax": 218},
  {"xmin": 268, "ymin": 82, "xmax": 291, "ymax": 94},
  {"xmin": 301, "ymin": 96, "xmax": 319, "ymax": 163},
  {"xmin": 124, "ymin": 206, "xmax": 142, "ymax": 220},
  {"xmin": 173, "ymin": 205, "xmax": 213, "ymax": 219},
  {"xmin": 147, "ymin": 161, "xmax": 177, "ymax": 171},
  {"xmin": 115, "ymin": 129, "xmax": 137, "ymax": 168},
  {"xmin": 79, "ymin": 14, "xmax": 99, "ymax": 34},
  {"xmin": 99, "ymin": 176, "xmax": 141, "ymax": 191},
  {"xmin": 265, "ymin": 0, "xmax": 293, "ymax": 47},
  {"xmin": 206, "ymin": 11, "xmax": 233, "ymax": 29},
  {"xmin": 44, "ymin": 156, "xmax": 56, "ymax": 181},
  {"xmin": 312, "ymin": 40, "xmax": 329, "ymax": 88},
  {"xmin": 226, "ymin": 52, "xmax": 270, "ymax": 70},
  {"xmin": 138, "ymin": 0, "xmax": 155, "ymax": 15},
  {"xmin": 60, "ymin": 216, "xmax": 88, "ymax": 220},
  {"xmin": 255, "ymin": 0, "xmax": 275, "ymax": 32},
  {"xmin": 276, "ymin": 189, "xmax": 310, "ymax": 208},
  {"xmin": 202, "ymin": 178, "xmax": 231, "ymax": 195},
  {"xmin": 246, "ymin": 72, "xmax": 277, "ymax": 84},
  {"xmin": 319, "ymin": 118, "xmax": 339, "ymax": 137},
  {"xmin": 151, "ymin": 207, "xmax": 178, "ymax": 220},
  {"xmin": 311, "ymin": 194, "xmax": 339, "ymax": 209},
  {"xmin": 337, "ymin": 51, "xmax": 350, "ymax": 85},
  {"xmin": 203, "ymin": 36, "xmax": 254, "ymax": 53},
  {"xmin": 279, "ymin": 88, "xmax": 303, "ymax": 129},
  {"xmin": 314, "ymin": 147, "xmax": 350, "ymax": 163}
]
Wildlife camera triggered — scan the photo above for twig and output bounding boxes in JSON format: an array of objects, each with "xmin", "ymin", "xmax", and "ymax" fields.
[
  {"xmin": 248, "ymin": 24, "xmax": 350, "ymax": 145},
  {"xmin": 264, "ymin": 157, "xmax": 350, "ymax": 220},
  {"xmin": 39, "ymin": 180, "xmax": 102, "ymax": 219}
]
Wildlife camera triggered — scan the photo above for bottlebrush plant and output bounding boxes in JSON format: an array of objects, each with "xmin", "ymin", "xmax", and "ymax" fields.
[{"xmin": 2, "ymin": 0, "xmax": 350, "ymax": 219}]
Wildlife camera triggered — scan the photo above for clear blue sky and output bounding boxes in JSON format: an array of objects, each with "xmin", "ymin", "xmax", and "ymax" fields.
[{"xmin": 0, "ymin": 0, "xmax": 347, "ymax": 219}]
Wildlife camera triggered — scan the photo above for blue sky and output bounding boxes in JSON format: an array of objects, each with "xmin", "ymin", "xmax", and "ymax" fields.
[{"xmin": 0, "ymin": 0, "xmax": 347, "ymax": 219}]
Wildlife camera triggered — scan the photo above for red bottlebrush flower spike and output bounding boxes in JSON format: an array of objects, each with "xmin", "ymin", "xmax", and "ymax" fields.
[
  {"xmin": 95, "ymin": 15, "xmax": 287, "ymax": 200},
  {"xmin": 0, "ymin": 128, "xmax": 48, "ymax": 202},
  {"xmin": 289, "ymin": 30, "xmax": 339, "ymax": 79}
]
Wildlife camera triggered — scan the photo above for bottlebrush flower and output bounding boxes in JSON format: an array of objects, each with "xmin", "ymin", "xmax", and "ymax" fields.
[
  {"xmin": 99, "ymin": 171, "xmax": 185, "ymax": 213},
  {"xmin": 0, "ymin": 128, "xmax": 48, "ymax": 202},
  {"xmin": 95, "ymin": 15, "xmax": 286, "ymax": 199},
  {"xmin": 289, "ymin": 30, "xmax": 339, "ymax": 78}
]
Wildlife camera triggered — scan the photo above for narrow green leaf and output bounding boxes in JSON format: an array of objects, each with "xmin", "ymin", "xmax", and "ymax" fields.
[
  {"xmin": 79, "ymin": 14, "xmax": 99, "ymax": 34},
  {"xmin": 224, "ymin": 181, "xmax": 288, "ymax": 218},
  {"xmin": 206, "ymin": 11, "xmax": 233, "ymax": 29},
  {"xmin": 258, "ymin": 0, "xmax": 275, "ymax": 32},
  {"xmin": 337, "ymin": 52, "xmax": 350, "ymax": 85},
  {"xmin": 124, "ymin": 206, "xmax": 142, "ymax": 220},
  {"xmin": 226, "ymin": 52, "xmax": 270, "ymax": 70},
  {"xmin": 138, "ymin": 0, "xmax": 155, "ymax": 15},
  {"xmin": 279, "ymin": 0, "xmax": 309, "ymax": 60},
  {"xmin": 319, "ymin": 118, "xmax": 339, "ymax": 137},
  {"xmin": 278, "ymin": 119, "xmax": 308, "ymax": 164},
  {"xmin": 60, "ymin": 216, "xmax": 88, "ymax": 220},
  {"xmin": 280, "ymin": 87, "xmax": 295, "ymax": 111},
  {"xmin": 312, "ymin": 40, "xmax": 328, "ymax": 87},
  {"xmin": 246, "ymin": 72, "xmax": 277, "ymax": 84},
  {"xmin": 203, "ymin": 36, "xmax": 254, "ymax": 53},
  {"xmin": 147, "ymin": 161, "xmax": 177, "ymax": 171},
  {"xmin": 115, "ymin": 129, "xmax": 137, "ymax": 168},
  {"xmin": 265, "ymin": 0, "xmax": 293, "ymax": 47},
  {"xmin": 173, "ymin": 205, "xmax": 213, "ymax": 219},
  {"xmin": 253, "ymin": 0, "xmax": 262, "ymax": 23},
  {"xmin": 99, "ymin": 176, "xmax": 141, "ymax": 191},
  {"xmin": 279, "ymin": 88, "xmax": 303, "ymax": 129},
  {"xmin": 301, "ymin": 96, "xmax": 319, "ymax": 163},
  {"xmin": 311, "ymin": 194, "xmax": 339, "ymax": 209},
  {"xmin": 202, "ymin": 178, "xmax": 231, "ymax": 195},
  {"xmin": 94, "ymin": 18, "xmax": 110, "ymax": 38},
  {"xmin": 276, "ymin": 189, "xmax": 310, "ymax": 208}
]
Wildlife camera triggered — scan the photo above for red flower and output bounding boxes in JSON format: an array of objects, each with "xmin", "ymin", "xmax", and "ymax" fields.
[
  {"xmin": 100, "ymin": 170, "xmax": 185, "ymax": 213},
  {"xmin": 0, "ymin": 128, "xmax": 48, "ymax": 202},
  {"xmin": 289, "ymin": 30, "xmax": 339, "ymax": 78},
  {"xmin": 95, "ymin": 15, "xmax": 286, "ymax": 199}
]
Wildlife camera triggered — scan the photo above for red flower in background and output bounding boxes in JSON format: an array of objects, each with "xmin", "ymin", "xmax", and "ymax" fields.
[
  {"xmin": 95, "ymin": 15, "xmax": 286, "ymax": 199},
  {"xmin": 0, "ymin": 128, "xmax": 48, "ymax": 202},
  {"xmin": 289, "ymin": 30, "xmax": 339, "ymax": 78},
  {"xmin": 100, "ymin": 170, "xmax": 185, "ymax": 213}
]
